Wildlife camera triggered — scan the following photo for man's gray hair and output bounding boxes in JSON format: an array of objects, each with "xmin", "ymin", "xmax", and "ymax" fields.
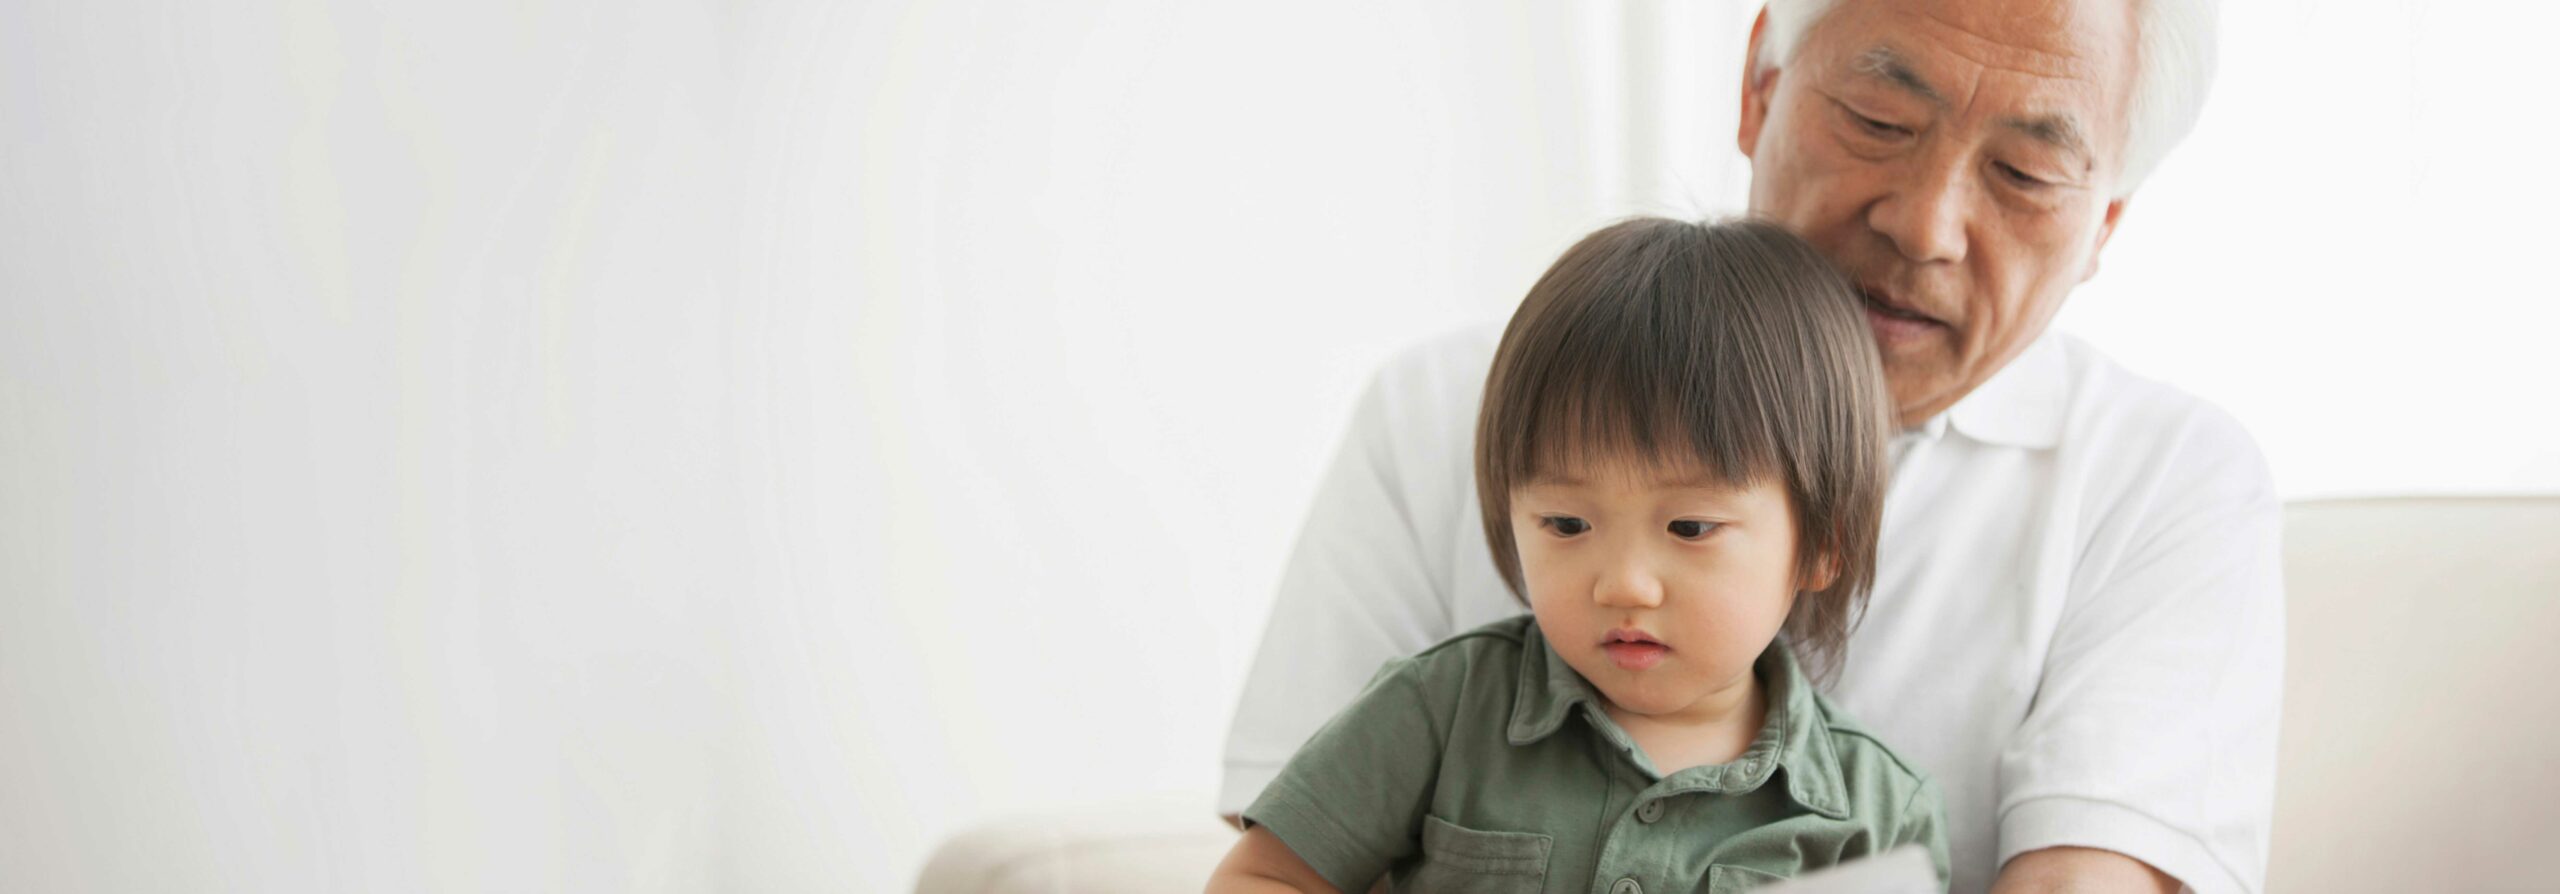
[{"xmin": 1753, "ymin": 0, "xmax": 2218, "ymax": 199}]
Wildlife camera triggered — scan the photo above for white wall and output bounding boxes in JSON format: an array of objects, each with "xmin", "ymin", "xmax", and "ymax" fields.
[
  {"xmin": 721, "ymin": 3, "xmax": 1644, "ymax": 889},
  {"xmin": 2, "ymin": 3, "xmax": 747, "ymax": 886},
  {"xmin": 2053, "ymin": 0, "xmax": 2560, "ymax": 497},
  {"xmin": 2, "ymin": 1, "xmax": 1640, "ymax": 891},
  {"xmin": 3, "ymin": 1, "xmax": 734, "ymax": 890},
  {"xmin": 1, "ymin": 1, "xmax": 2551, "ymax": 892}
]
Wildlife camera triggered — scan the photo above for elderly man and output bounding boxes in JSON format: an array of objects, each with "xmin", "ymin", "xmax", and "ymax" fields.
[{"xmin": 1219, "ymin": 0, "xmax": 2280, "ymax": 892}]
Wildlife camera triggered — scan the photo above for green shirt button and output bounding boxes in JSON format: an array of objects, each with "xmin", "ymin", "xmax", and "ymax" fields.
[
  {"xmin": 1611, "ymin": 878, "xmax": 1641, "ymax": 894},
  {"xmin": 1636, "ymin": 799, "xmax": 1664, "ymax": 823}
]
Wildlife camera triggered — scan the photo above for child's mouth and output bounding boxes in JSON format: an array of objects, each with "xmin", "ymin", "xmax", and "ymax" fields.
[{"xmin": 1603, "ymin": 642, "xmax": 1668, "ymax": 670}]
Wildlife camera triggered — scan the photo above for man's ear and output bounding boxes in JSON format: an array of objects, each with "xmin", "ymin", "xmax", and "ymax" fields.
[
  {"xmin": 1737, "ymin": 8, "xmax": 1779, "ymax": 160},
  {"xmin": 2081, "ymin": 195, "xmax": 2130, "ymax": 283}
]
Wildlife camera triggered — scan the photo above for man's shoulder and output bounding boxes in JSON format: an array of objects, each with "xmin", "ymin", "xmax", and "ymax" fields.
[
  {"xmin": 2058, "ymin": 333, "xmax": 2263, "ymax": 453},
  {"xmin": 1368, "ymin": 320, "xmax": 1505, "ymax": 408},
  {"xmin": 2051, "ymin": 333, "xmax": 2271, "ymax": 482},
  {"xmin": 1360, "ymin": 615, "xmax": 1536, "ymax": 731},
  {"xmin": 1389, "ymin": 319, "xmax": 1506, "ymax": 371}
]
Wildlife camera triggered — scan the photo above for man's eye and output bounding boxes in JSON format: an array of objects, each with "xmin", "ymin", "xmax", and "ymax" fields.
[
  {"xmin": 1851, "ymin": 110, "xmax": 1911, "ymax": 139},
  {"xmin": 1542, "ymin": 516, "xmax": 1590, "ymax": 537},
  {"xmin": 1995, "ymin": 161, "xmax": 2050, "ymax": 188},
  {"xmin": 1668, "ymin": 520, "xmax": 1720, "ymax": 540}
]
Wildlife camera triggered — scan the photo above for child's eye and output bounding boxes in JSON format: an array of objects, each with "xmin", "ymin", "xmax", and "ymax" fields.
[
  {"xmin": 1668, "ymin": 520, "xmax": 1720, "ymax": 540},
  {"xmin": 1540, "ymin": 516, "xmax": 1590, "ymax": 537}
]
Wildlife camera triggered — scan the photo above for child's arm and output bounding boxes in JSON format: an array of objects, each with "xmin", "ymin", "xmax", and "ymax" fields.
[
  {"xmin": 1215, "ymin": 653, "xmax": 1455, "ymax": 894},
  {"xmin": 1204, "ymin": 825, "xmax": 1342, "ymax": 894}
]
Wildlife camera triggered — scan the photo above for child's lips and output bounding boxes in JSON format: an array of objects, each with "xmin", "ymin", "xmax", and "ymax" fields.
[{"xmin": 1603, "ymin": 642, "xmax": 1669, "ymax": 670}]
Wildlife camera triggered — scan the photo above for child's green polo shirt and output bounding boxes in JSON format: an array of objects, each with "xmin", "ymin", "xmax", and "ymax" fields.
[{"xmin": 1242, "ymin": 615, "xmax": 1950, "ymax": 894}]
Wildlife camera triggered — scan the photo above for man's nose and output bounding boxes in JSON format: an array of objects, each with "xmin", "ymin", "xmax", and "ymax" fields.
[
  {"xmin": 1593, "ymin": 559, "xmax": 1665, "ymax": 610},
  {"xmin": 1868, "ymin": 153, "xmax": 1972, "ymax": 265}
]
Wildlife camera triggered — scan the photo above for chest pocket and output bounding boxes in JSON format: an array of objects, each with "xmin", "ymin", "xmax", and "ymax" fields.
[
  {"xmin": 1397, "ymin": 814, "xmax": 1551, "ymax": 893},
  {"xmin": 1704, "ymin": 864, "xmax": 1787, "ymax": 894}
]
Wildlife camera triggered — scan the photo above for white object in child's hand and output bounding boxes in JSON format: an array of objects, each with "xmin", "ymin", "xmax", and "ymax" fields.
[{"xmin": 1752, "ymin": 846, "xmax": 1938, "ymax": 894}]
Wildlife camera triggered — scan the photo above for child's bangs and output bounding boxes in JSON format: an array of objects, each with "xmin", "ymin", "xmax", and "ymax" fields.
[{"xmin": 1504, "ymin": 319, "xmax": 1789, "ymax": 494}]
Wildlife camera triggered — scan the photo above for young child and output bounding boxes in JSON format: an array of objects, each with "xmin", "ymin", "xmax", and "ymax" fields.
[{"xmin": 1207, "ymin": 218, "xmax": 1949, "ymax": 894}]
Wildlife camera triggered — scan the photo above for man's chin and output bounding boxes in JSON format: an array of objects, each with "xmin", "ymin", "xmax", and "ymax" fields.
[{"xmin": 1881, "ymin": 363, "xmax": 1961, "ymax": 425}]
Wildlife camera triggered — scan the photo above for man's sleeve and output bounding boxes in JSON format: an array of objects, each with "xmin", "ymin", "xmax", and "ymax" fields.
[
  {"xmin": 1219, "ymin": 332, "xmax": 1487, "ymax": 816},
  {"xmin": 1240, "ymin": 657, "xmax": 1448, "ymax": 893},
  {"xmin": 1996, "ymin": 405, "xmax": 2286, "ymax": 894}
]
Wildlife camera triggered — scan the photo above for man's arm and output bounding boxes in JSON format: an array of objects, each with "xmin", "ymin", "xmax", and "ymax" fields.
[
  {"xmin": 1993, "ymin": 847, "xmax": 2180, "ymax": 894},
  {"xmin": 1218, "ymin": 330, "xmax": 1491, "ymax": 816},
  {"xmin": 1995, "ymin": 401, "xmax": 2286, "ymax": 893}
]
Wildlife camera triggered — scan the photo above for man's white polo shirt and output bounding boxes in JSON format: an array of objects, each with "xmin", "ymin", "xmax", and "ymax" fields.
[{"xmin": 1220, "ymin": 324, "xmax": 2284, "ymax": 894}]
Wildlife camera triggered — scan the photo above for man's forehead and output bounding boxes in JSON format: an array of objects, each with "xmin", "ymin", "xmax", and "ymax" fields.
[
  {"xmin": 1812, "ymin": 0, "xmax": 2135, "ymax": 84},
  {"xmin": 1811, "ymin": 0, "xmax": 2138, "ymax": 158},
  {"xmin": 1848, "ymin": 44, "xmax": 2100, "ymax": 167}
]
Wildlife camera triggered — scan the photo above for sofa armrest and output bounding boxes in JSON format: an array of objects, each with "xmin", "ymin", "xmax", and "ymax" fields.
[{"xmin": 917, "ymin": 797, "xmax": 1238, "ymax": 894}]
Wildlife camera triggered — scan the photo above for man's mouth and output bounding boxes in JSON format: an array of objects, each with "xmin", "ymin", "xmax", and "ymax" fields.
[{"xmin": 1857, "ymin": 285, "xmax": 1948, "ymax": 345}]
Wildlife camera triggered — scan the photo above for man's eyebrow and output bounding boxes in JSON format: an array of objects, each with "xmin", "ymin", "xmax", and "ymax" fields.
[
  {"xmin": 1852, "ymin": 45, "xmax": 2094, "ymax": 169},
  {"xmin": 2001, "ymin": 114, "xmax": 2093, "ymax": 165},
  {"xmin": 1851, "ymin": 46, "xmax": 1944, "ymax": 105}
]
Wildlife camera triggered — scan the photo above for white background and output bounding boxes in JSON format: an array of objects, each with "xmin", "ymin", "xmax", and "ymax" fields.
[{"xmin": 2, "ymin": 1, "xmax": 2552, "ymax": 891}]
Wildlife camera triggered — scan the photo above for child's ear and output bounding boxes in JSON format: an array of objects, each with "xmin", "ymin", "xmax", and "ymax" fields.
[{"xmin": 1798, "ymin": 548, "xmax": 1843, "ymax": 595}]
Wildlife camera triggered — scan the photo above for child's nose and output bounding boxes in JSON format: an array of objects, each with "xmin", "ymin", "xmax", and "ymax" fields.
[{"xmin": 1592, "ymin": 561, "xmax": 1664, "ymax": 609}]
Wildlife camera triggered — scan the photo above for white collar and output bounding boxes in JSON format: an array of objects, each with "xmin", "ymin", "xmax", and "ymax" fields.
[{"xmin": 1918, "ymin": 332, "xmax": 2071, "ymax": 450}]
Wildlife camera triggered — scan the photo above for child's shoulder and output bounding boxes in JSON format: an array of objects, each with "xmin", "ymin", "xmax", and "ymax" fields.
[
  {"xmin": 1403, "ymin": 613, "xmax": 1537, "ymax": 667},
  {"xmin": 1798, "ymin": 686, "xmax": 1951, "ymax": 882},
  {"xmin": 1416, "ymin": 613, "xmax": 1538, "ymax": 655},
  {"xmin": 1372, "ymin": 614, "xmax": 1539, "ymax": 694},
  {"xmin": 1804, "ymin": 689, "xmax": 1940, "ymax": 812}
]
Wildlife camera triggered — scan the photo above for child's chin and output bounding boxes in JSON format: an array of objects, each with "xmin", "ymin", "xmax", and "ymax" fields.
[{"xmin": 1590, "ymin": 677, "xmax": 1689, "ymax": 716}]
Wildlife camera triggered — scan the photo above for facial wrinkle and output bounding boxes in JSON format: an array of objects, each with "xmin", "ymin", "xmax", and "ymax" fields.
[{"xmin": 1909, "ymin": 5, "xmax": 2094, "ymax": 81}]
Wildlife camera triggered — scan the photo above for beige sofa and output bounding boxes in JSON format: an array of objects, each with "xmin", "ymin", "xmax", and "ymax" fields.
[{"xmin": 917, "ymin": 497, "xmax": 2560, "ymax": 893}]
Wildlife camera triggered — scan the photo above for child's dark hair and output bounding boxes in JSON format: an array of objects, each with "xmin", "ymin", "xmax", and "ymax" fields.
[{"xmin": 1473, "ymin": 217, "xmax": 1891, "ymax": 682}]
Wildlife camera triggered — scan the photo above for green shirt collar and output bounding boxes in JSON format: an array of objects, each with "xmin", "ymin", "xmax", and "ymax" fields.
[{"xmin": 1504, "ymin": 621, "xmax": 1852, "ymax": 819}]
